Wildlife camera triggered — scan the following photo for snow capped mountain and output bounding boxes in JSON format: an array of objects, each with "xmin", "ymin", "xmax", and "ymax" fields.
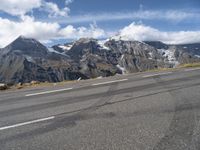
[{"xmin": 0, "ymin": 36, "xmax": 200, "ymax": 84}]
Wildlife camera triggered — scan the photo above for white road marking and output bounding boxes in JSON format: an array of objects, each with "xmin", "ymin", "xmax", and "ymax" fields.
[
  {"xmin": 25, "ymin": 88, "xmax": 73, "ymax": 97},
  {"xmin": 0, "ymin": 116, "xmax": 55, "ymax": 131},
  {"xmin": 143, "ymin": 72, "xmax": 173, "ymax": 78},
  {"xmin": 92, "ymin": 79, "xmax": 128, "ymax": 86},
  {"xmin": 184, "ymin": 68, "xmax": 200, "ymax": 72}
]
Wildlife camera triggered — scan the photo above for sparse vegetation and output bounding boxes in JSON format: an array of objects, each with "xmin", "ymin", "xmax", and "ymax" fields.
[
  {"xmin": 179, "ymin": 63, "xmax": 200, "ymax": 68},
  {"xmin": 2, "ymin": 62, "xmax": 200, "ymax": 91}
]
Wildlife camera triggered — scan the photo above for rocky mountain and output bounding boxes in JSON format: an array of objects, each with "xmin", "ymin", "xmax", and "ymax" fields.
[
  {"xmin": 144, "ymin": 41, "xmax": 169, "ymax": 49},
  {"xmin": 104, "ymin": 40, "xmax": 165, "ymax": 73},
  {"xmin": 0, "ymin": 36, "xmax": 200, "ymax": 84},
  {"xmin": 0, "ymin": 36, "xmax": 86, "ymax": 84},
  {"xmin": 2, "ymin": 36, "xmax": 48, "ymax": 57},
  {"xmin": 145, "ymin": 41, "xmax": 200, "ymax": 66}
]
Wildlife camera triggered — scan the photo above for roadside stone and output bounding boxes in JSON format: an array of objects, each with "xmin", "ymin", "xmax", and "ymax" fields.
[
  {"xmin": 31, "ymin": 81, "xmax": 40, "ymax": 85},
  {"xmin": 16, "ymin": 82, "xmax": 23, "ymax": 89},
  {"xmin": 0, "ymin": 83, "xmax": 8, "ymax": 90}
]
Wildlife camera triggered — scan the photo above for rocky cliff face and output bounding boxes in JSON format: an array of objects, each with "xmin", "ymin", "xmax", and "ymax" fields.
[
  {"xmin": 0, "ymin": 36, "xmax": 86, "ymax": 83},
  {"xmin": 0, "ymin": 36, "xmax": 200, "ymax": 84},
  {"xmin": 66, "ymin": 38, "xmax": 121, "ymax": 78},
  {"xmin": 145, "ymin": 41, "xmax": 200, "ymax": 66},
  {"xmin": 104, "ymin": 40, "xmax": 165, "ymax": 73}
]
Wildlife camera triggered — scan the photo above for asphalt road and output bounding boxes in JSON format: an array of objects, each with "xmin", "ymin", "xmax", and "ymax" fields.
[{"xmin": 0, "ymin": 68, "xmax": 200, "ymax": 150}]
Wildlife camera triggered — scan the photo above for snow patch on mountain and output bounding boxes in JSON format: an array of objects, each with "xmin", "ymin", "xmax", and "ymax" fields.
[
  {"xmin": 97, "ymin": 40, "xmax": 110, "ymax": 50},
  {"xmin": 111, "ymin": 34, "xmax": 131, "ymax": 41},
  {"xmin": 117, "ymin": 64, "xmax": 126, "ymax": 74},
  {"xmin": 48, "ymin": 48, "xmax": 67, "ymax": 56},
  {"xmin": 148, "ymin": 52, "xmax": 153, "ymax": 59},
  {"xmin": 120, "ymin": 54, "xmax": 124, "ymax": 60},
  {"xmin": 58, "ymin": 44, "xmax": 73, "ymax": 51},
  {"xmin": 24, "ymin": 55, "xmax": 35, "ymax": 63},
  {"xmin": 195, "ymin": 55, "xmax": 200, "ymax": 58},
  {"xmin": 158, "ymin": 49, "xmax": 179, "ymax": 66}
]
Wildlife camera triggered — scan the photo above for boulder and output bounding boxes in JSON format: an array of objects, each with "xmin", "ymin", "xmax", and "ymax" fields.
[
  {"xmin": 0, "ymin": 83, "xmax": 8, "ymax": 90},
  {"xmin": 30, "ymin": 81, "xmax": 40, "ymax": 85}
]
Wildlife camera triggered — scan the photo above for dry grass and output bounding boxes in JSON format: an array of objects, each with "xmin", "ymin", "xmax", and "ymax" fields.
[
  {"xmin": 132, "ymin": 62, "xmax": 200, "ymax": 75},
  {"xmin": 143, "ymin": 67, "xmax": 178, "ymax": 73},
  {"xmin": 179, "ymin": 62, "xmax": 200, "ymax": 68},
  {"xmin": 4, "ymin": 62, "xmax": 200, "ymax": 91}
]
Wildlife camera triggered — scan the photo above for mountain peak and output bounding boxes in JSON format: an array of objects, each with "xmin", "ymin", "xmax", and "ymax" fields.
[
  {"xmin": 15, "ymin": 35, "xmax": 38, "ymax": 43},
  {"xmin": 76, "ymin": 38, "xmax": 97, "ymax": 44},
  {"xmin": 18, "ymin": 35, "xmax": 27, "ymax": 39},
  {"xmin": 3, "ymin": 35, "xmax": 48, "ymax": 57}
]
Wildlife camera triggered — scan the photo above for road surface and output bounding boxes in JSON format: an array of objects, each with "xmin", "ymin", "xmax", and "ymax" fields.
[{"xmin": 0, "ymin": 68, "xmax": 200, "ymax": 150}]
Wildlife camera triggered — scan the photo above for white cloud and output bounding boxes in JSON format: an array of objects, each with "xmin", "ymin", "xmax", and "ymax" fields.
[
  {"xmin": 0, "ymin": 13, "xmax": 199, "ymax": 48},
  {"xmin": 0, "ymin": 18, "xmax": 200, "ymax": 48},
  {"xmin": 0, "ymin": 0, "xmax": 41, "ymax": 17},
  {"xmin": 53, "ymin": 9, "xmax": 200, "ymax": 24},
  {"xmin": 42, "ymin": 1, "xmax": 70, "ymax": 18},
  {"xmin": 0, "ymin": 17, "xmax": 106, "ymax": 47},
  {"xmin": 0, "ymin": 16, "xmax": 60, "ymax": 47},
  {"xmin": 59, "ymin": 22, "xmax": 106, "ymax": 39},
  {"xmin": 115, "ymin": 22, "xmax": 200, "ymax": 44},
  {"xmin": 65, "ymin": 0, "xmax": 74, "ymax": 5},
  {"xmin": 0, "ymin": 0, "xmax": 71, "ymax": 18}
]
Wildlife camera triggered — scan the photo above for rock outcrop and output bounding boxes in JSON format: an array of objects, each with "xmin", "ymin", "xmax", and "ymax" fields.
[{"xmin": 0, "ymin": 36, "xmax": 200, "ymax": 84}]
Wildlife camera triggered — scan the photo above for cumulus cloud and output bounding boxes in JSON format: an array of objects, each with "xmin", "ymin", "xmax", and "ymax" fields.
[
  {"xmin": 59, "ymin": 22, "xmax": 106, "ymax": 39},
  {"xmin": 0, "ymin": 0, "xmax": 41, "ymax": 17},
  {"xmin": 0, "ymin": 0, "xmax": 71, "ymax": 18},
  {"xmin": 42, "ymin": 1, "xmax": 70, "ymax": 18},
  {"xmin": 115, "ymin": 22, "xmax": 200, "ymax": 44},
  {"xmin": 1, "ymin": 18, "xmax": 200, "ymax": 48},
  {"xmin": 0, "ymin": 17, "xmax": 106, "ymax": 47},
  {"xmin": 0, "ymin": 16, "xmax": 60, "ymax": 47}
]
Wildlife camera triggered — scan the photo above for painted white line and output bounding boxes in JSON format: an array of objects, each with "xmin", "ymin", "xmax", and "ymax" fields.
[
  {"xmin": 26, "ymin": 88, "xmax": 73, "ymax": 97},
  {"xmin": 92, "ymin": 79, "xmax": 128, "ymax": 86},
  {"xmin": 184, "ymin": 68, "xmax": 200, "ymax": 72},
  {"xmin": 0, "ymin": 116, "xmax": 55, "ymax": 131},
  {"xmin": 143, "ymin": 72, "xmax": 173, "ymax": 78}
]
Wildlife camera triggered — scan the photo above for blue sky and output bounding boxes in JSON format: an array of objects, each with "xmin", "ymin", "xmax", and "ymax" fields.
[
  {"xmin": 42, "ymin": 0, "xmax": 200, "ymax": 31},
  {"xmin": 0, "ymin": 0, "xmax": 200, "ymax": 47}
]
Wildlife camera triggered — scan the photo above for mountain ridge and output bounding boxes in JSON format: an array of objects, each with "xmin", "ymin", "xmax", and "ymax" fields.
[{"xmin": 0, "ymin": 36, "xmax": 200, "ymax": 84}]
